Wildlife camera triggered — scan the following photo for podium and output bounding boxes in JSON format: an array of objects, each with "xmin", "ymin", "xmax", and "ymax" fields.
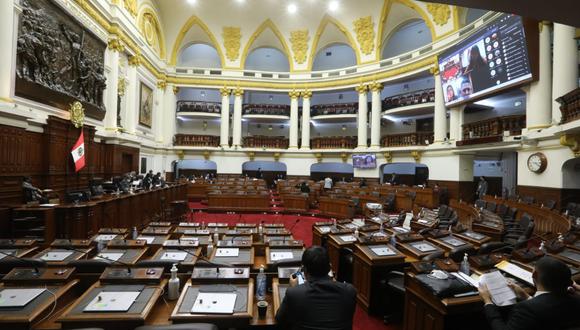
[{"xmin": 209, "ymin": 247, "xmax": 254, "ymax": 267}]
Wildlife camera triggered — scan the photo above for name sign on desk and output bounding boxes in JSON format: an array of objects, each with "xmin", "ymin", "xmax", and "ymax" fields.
[
  {"xmin": 41, "ymin": 251, "xmax": 74, "ymax": 261},
  {"xmin": 84, "ymin": 291, "xmax": 140, "ymax": 312},
  {"xmin": 463, "ymin": 231, "xmax": 485, "ymax": 240},
  {"xmin": 370, "ymin": 246, "xmax": 396, "ymax": 256},
  {"xmin": 136, "ymin": 236, "xmax": 156, "ymax": 244},
  {"xmin": 495, "ymin": 260, "xmax": 534, "ymax": 285},
  {"xmin": 161, "ymin": 252, "xmax": 188, "ymax": 261},
  {"xmin": 270, "ymin": 251, "xmax": 294, "ymax": 261},
  {"xmin": 392, "ymin": 226, "xmax": 410, "ymax": 233},
  {"xmin": 440, "ymin": 237, "xmax": 467, "ymax": 247},
  {"xmin": 215, "ymin": 248, "xmax": 239, "ymax": 257},
  {"xmin": 339, "ymin": 235, "xmax": 357, "ymax": 243},
  {"xmin": 94, "ymin": 235, "xmax": 117, "ymax": 242},
  {"xmin": 410, "ymin": 242, "xmax": 437, "ymax": 252},
  {"xmin": 0, "ymin": 288, "xmax": 45, "ymax": 307},
  {"xmin": 94, "ymin": 252, "xmax": 124, "ymax": 262},
  {"xmin": 191, "ymin": 292, "xmax": 237, "ymax": 314},
  {"xmin": 0, "ymin": 249, "xmax": 17, "ymax": 260},
  {"xmin": 318, "ymin": 226, "xmax": 331, "ymax": 234}
]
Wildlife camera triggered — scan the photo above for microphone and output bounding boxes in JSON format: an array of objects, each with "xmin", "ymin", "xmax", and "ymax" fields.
[
  {"xmin": 61, "ymin": 246, "xmax": 133, "ymax": 275},
  {"xmin": 0, "ymin": 250, "xmax": 42, "ymax": 275},
  {"xmin": 178, "ymin": 247, "xmax": 235, "ymax": 276},
  {"xmin": 284, "ymin": 219, "xmax": 301, "ymax": 244}
]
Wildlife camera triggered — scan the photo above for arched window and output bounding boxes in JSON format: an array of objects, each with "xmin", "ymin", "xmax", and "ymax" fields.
[
  {"xmin": 312, "ymin": 43, "xmax": 357, "ymax": 71},
  {"xmin": 382, "ymin": 20, "xmax": 432, "ymax": 59},
  {"xmin": 177, "ymin": 43, "xmax": 221, "ymax": 68},
  {"xmin": 244, "ymin": 47, "xmax": 290, "ymax": 72}
]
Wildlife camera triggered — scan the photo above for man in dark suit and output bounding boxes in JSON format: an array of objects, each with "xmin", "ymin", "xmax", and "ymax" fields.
[
  {"xmin": 479, "ymin": 256, "xmax": 580, "ymax": 330},
  {"xmin": 275, "ymin": 246, "xmax": 357, "ymax": 330}
]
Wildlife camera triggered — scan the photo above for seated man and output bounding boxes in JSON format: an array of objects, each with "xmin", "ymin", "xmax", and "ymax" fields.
[
  {"xmin": 478, "ymin": 256, "xmax": 580, "ymax": 330},
  {"xmin": 275, "ymin": 246, "xmax": 357, "ymax": 330}
]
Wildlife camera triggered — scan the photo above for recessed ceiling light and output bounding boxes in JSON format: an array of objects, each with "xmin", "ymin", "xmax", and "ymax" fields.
[
  {"xmin": 287, "ymin": 3, "xmax": 297, "ymax": 14},
  {"xmin": 328, "ymin": 0, "xmax": 339, "ymax": 12},
  {"xmin": 235, "ymin": 0, "xmax": 245, "ymax": 3},
  {"xmin": 187, "ymin": 0, "xmax": 197, "ymax": 4}
]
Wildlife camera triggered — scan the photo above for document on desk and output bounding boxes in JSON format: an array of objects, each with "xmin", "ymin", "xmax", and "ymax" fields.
[
  {"xmin": 191, "ymin": 292, "xmax": 237, "ymax": 314},
  {"xmin": 370, "ymin": 246, "xmax": 396, "ymax": 256},
  {"xmin": 495, "ymin": 260, "xmax": 534, "ymax": 285},
  {"xmin": 84, "ymin": 291, "xmax": 140, "ymax": 312},
  {"xmin": 479, "ymin": 271, "xmax": 516, "ymax": 306},
  {"xmin": 339, "ymin": 235, "xmax": 357, "ymax": 242},
  {"xmin": 137, "ymin": 236, "xmax": 156, "ymax": 244},
  {"xmin": 94, "ymin": 234, "xmax": 117, "ymax": 242},
  {"xmin": 0, "ymin": 250, "xmax": 16, "ymax": 260},
  {"xmin": 94, "ymin": 252, "xmax": 124, "ymax": 262},
  {"xmin": 41, "ymin": 251, "xmax": 74, "ymax": 261},
  {"xmin": 215, "ymin": 248, "xmax": 239, "ymax": 257},
  {"xmin": 270, "ymin": 251, "xmax": 294, "ymax": 261},
  {"xmin": 161, "ymin": 251, "xmax": 188, "ymax": 261},
  {"xmin": 452, "ymin": 272, "xmax": 479, "ymax": 287},
  {"xmin": 0, "ymin": 288, "xmax": 46, "ymax": 307}
]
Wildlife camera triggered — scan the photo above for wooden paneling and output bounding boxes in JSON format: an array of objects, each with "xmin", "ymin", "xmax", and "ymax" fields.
[
  {"xmin": 517, "ymin": 185, "xmax": 580, "ymax": 211},
  {"xmin": 428, "ymin": 180, "xmax": 476, "ymax": 203}
]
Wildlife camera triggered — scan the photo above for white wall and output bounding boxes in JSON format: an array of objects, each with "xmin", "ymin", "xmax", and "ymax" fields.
[
  {"xmin": 245, "ymin": 47, "xmax": 290, "ymax": 72},
  {"xmin": 242, "ymin": 161, "xmax": 287, "ymax": 171},
  {"xmin": 178, "ymin": 43, "xmax": 222, "ymax": 68},
  {"xmin": 312, "ymin": 44, "xmax": 357, "ymax": 71},
  {"xmin": 176, "ymin": 159, "xmax": 218, "ymax": 170},
  {"xmin": 517, "ymin": 144, "xmax": 575, "ymax": 189}
]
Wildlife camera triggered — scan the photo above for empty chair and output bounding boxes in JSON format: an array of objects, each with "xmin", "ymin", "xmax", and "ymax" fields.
[
  {"xmin": 448, "ymin": 245, "xmax": 476, "ymax": 262},
  {"xmin": 337, "ymin": 247, "xmax": 354, "ymax": 283},
  {"xmin": 565, "ymin": 202, "xmax": 577, "ymax": 216},
  {"xmin": 478, "ymin": 241, "xmax": 511, "ymax": 254},
  {"xmin": 485, "ymin": 202, "xmax": 497, "ymax": 213},
  {"xmin": 521, "ymin": 196, "xmax": 535, "ymax": 204},
  {"xmin": 0, "ymin": 258, "xmax": 46, "ymax": 276},
  {"xmin": 496, "ymin": 203, "xmax": 509, "ymax": 218},
  {"xmin": 383, "ymin": 193, "xmax": 395, "ymax": 212},
  {"xmin": 67, "ymin": 259, "xmax": 110, "ymax": 273},
  {"xmin": 475, "ymin": 199, "xmax": 486, "ymax": 209},
  {"xmin": 542, "ymin": 200, "xmax": 556, "ymax": 210},
  {"xmin": 134, "ymin": 324, "xmax": 218, "ymax": 330}
]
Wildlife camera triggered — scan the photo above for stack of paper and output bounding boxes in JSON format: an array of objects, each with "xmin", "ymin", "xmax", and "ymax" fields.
[
  {"xmin": 479, "ymin": 271, "xmax": 516, "ymax": 306},
  {"xmin": 191, "ymin": 292, "xmax": 237, "ymax": 314},
  {"xmin": 495, "ymin": 260, "xmax": 534, "ymax": 285}
]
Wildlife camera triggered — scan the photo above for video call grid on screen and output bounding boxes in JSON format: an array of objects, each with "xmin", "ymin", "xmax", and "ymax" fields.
[
  {"xmin": 438, "ymin": 13, "xmax": 532, "ymax": 107},
  {"xmin": 352, "ymin": 154, "xmax": 377, "ymax": 169}
]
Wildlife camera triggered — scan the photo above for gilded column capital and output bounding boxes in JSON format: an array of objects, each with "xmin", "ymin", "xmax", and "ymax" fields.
[
  {"xmin": 220, "ymin": 87, "xmax": 231, "ymax": 97},
  {"xmin": 301, "ymin": 90, "xmax": 313, "ymax": 99},
  {"xmin": 128, "ymin": 54, "xmax": 141, "ymax": 67},
  {"xmin": 233, "ymin": 88, "xmax": 244, "ymax": 97},
  {"xmin": 157, "ymin": 80, "xmax": 167, "ymax": 90},
  {"xmin": 289, "ymin": 90, "xmax": 301, "ymax": 100},
  {"xmin": 107, "ymin": 38, "xmax": 125, "ymax": 52},
  {"xmin": 369, "ymin": 82, "xmax": 383, "ymax": 93},
  {"xmin": 538, "ymin": 20, "xmax": 553, "ymax": 33},
  {"xmin": 355, "ymin": 84, "xmax": 368, "ymax": 94},
  {"xmin": 173, "ymin": 86, "xmax": 180, "ymax": 95}
]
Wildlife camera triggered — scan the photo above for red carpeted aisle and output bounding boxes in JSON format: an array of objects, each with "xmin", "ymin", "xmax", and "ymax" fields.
[{"xmin": 187, "ymin": 208, "xmax": 401, "ymax": 330}]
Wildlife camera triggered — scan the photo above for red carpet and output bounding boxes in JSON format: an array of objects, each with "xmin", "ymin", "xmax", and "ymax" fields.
[{"xmin": 188, "ymin": 207, "xmax": 401, "ymax": 330}]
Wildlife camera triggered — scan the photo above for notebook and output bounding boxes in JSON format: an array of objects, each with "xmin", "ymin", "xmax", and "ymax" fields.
[
  {"xmin": 40, "ymin": 251, "xmax": 74, "ymax": 261},
  {"xmin": 0, "ymin": 288, "xmax": 46, "ymax": 307},
  {"xmin": 191, "ymin": 292, "xmax": 237, "ymax": 314},
  {"xmin": 83, "ymin": 291, "xmax": 140, "ymax": 312},
  {"xmin": 94, "ymin": 252, "xmax": 124, "ymax": 262}
]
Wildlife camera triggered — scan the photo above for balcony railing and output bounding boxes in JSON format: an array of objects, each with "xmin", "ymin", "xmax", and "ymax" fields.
[
  {"xmin": 177, "ymin": 101, "xmax": 221, "ymax": 114},
  {"xmin": 311, "ymin": 103, "xmax": 358, "ymax": 117},
  {"xmin": 556, "ymin": 87, "xmax": 580, "ymax": 124},
  {"xmin": 174, "ymin": 134, "xmax": 219, "ymax": 147},
  {"xmin": 242, "ymin": 104, "xmax": 290, "ymax": 116},
  {"xmin": 460, "ymin": 115, "xmax": 526, "ymax": 144},
  {"xmin": 382, "ymin": 88, "xmax": 435, "ymax": 111},
  {"xmin": 243, "ymin": 136, "xmax": 289, "ymax": 149},
  {"xmin": 311, "ymin": 136, "xmax": 357, "ymax": 149},
  {"xmin": 381, "ymin": 132, "xmax": 434, "ymax": 147}
]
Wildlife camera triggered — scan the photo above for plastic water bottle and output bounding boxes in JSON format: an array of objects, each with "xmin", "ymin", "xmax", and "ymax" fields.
[
  {"xmin": 168, "ymin": 264, "xmax": 180, "ymax": 300},
  {"xmin": 97, "ymin": 239, "xmax": 105, "ymax": 252},
  {"xmin": 354, "ymin": 228, "xmax": 359, "ymax": 240},
  {"xmin": 131, "ymin": 226, "xmax": 138, "ymax": 240},
  {"xmin": 256, "ymin": 266, "xmax": 266, "ymax": 301},
  {"xmin": 539, "ymin": 241, "xmax": 546, "ymax": 253},
  {"xmin": 206, "ymin": 236, "xmax": 214, "ymax": 256},
  {"xmin": 213, "ymin": 232, "xmax": 219, "ymax": 244},
  {"xmin": 460, "ymin": 253, "xmax": 471, "ymax": 275},
  {"xmin": 258, "ymin": 223, "xmax": 264, "ymax": 241},
  {"xmin": 390, "ymin": 233, "xmax": 397, "ymax": 247}
]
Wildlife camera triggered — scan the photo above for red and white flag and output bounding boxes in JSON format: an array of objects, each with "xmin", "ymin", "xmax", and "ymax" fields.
[{"xmin": 71, "ymin": 131, "xmax": 86, "ymax": 172}]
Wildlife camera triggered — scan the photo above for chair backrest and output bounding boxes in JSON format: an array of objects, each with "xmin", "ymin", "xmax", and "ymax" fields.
[
  {"xmin": 448, "ymin": 246, "xmax": 476, "ymax": 262},
  {"xmin": 475, "ymin": 199, "xmax": 486, "ymax": 209},
  {"xmin": 67, "ymin": 259, "xmax": 110, "ymax": 273},
  {"xmin": 478, "ymin": 242, "xmax": 510, "ymax": 255},
  {"xmin": 496, "ymin": 203, "xmax": 508, "ymax": 217},
  {"xmin": 0, "ymin": 258, "xmax": 47, "ymax": 275},
  {"xmin": 543, "ymin": 200, "xmax": 556, "ymax": 210},
  {"xmin": 486, "ymin": 202, "xmax": 496, "ymax": 213},
  {"xmin": 421, "ymin": 251, "xmax": 445, "ymax": 261}
]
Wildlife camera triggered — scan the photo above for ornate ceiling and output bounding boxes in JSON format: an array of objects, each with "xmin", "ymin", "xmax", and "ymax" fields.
[{"xmin": 127, "ymin": 0, "xmax": 471, "ymax": 71}]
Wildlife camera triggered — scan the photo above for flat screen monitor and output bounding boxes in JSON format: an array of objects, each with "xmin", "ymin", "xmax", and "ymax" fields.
[
  {"xmin": 353, "ymin": 154, "xmax": 376, "ymax": 169},
  {"xmin": 438, "ymin": 13, "xmax": 532, "ymax": 107}
]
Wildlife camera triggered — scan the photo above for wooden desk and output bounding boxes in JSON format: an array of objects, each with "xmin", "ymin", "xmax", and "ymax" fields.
[
  {"xmin": 396, "ymin": 240, "xmax": 444, "ymax": 260},
  {"xmin": 318, "ymin": 197, "xmax": 354, "ymax": 219},
  {"xmin": 272, "ymin": 278, "xmax": 286, "ymax": 315},
  {"xmin": 428, "ymin": 236, "xmax": 475, "ymax": 253},
  {"xmin": 280, "ymin": 194, "xmax": 309, "ymax": 213},
  {"xmin": 0, "ymin": 247, "xmax": 38, "ymax": 259},
  {"xmin": 51, "ymin": 238, "xmax": 92, "ymax": 248},
  {"xmin": 312, "ymin": 224, "xmax": 332, "ymax": 247},
  {"xmin": 2, "ymin": 267, "xmax": 75, "ymax": 285},
  {"xmin": 141, "ymin": 227, "xmax": 172, "ymax": 236},
  {"xmin": 32, "ymin": 248, "xmax": 91, "ymax": 265},
  {"xmin": 107, "ymin": 239, "xmax": 147, "ymax": 249},
  {"xmin": 0, "ymin": 280, "xmax": 79, "ymax": 330},
  {"xmin": 0, "ymin": 239, "xmax": 36, "ymax": 248},
  {"xmin": 93, "ymin": 248, "xmax": 148, "ymax": 265},
  {"xmin": 454, "ymin": 231, "xmax": 491, "ymax": 248},
  {"xmin": 265, "ymin": 247, "xmax": 304, "ymax": 266},
  {"xmin": 171, "ymin": 279, "xmax": 254, "ymax": 328},
  {"xmin": 209, "ymin": 247, "xmax": 255, "ymax": 267},
  {"xmin": 150, "ymin": 248, "xmax": 200, "ymax": 270},
  {"xmin": 327, "ymin": 233, "xmax": 358, "ymax": 275},
  {"xmin": 352, "ymin": 243, "xmax": 408, "ymax": 313},
  {"xmin": 207, "ymin": 193, "xmax": 270, "ymax": 212}
]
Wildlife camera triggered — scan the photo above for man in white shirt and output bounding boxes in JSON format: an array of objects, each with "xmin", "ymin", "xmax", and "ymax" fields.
[{"xmin": 323, "ymin": 177, "xmax": 332, "ymax": 191}]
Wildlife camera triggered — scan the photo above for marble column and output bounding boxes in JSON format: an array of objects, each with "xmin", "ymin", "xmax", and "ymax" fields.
[
  {"xmin": 449, "ymin": 105, "xmax": 465, "ymax": 142},
  {"xmin": 219, "ymin": 87, "xmax": 231, "ymax": 147},
  {"xmin": 153, "ymin": 80, "xmax": 166, "ymax": 143},
  {"xmin": 526, "ymin": 22, "xmax": 552, "ymax": 130},
  {"xmin": 289, "ymin": 90, "xmax": 300, "ymax": 149},
  {"xmin": 369, "ymin": 82, "xmax": 383, "ymax": 148},
  {"xmin": 0, "ymin": 0, "xmax": 15, "ymax": 103},
  {"xmin": 123, "ymin": 55, "xmax": 141, "ymax": 134},
  {"xmin": 103, "ymin": 39, "xmax": 122, "ymax": 130},
  {"xmin": 433, "ymin": 71, "xmax": 448, "ymax": 143},
  {"xmin": 163, "ymin": 85, "xmax": 178, "ymax": 146},
  {"xmin": 232, "ymin": 88, "xmax": 244, "ymax": 148},
  {"xmin": 552, "ymin": 23, "xmax": 578, "ymax": 124},
  {"xmin": 300, "ymin": 90, "xmax": 312, "ymax": 149},
  {"xmin": 356, "ymin": 84, "xmax": 369, "ymax": 149}
]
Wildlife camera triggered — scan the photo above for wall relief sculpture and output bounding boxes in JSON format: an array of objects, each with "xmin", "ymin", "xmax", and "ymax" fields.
[{"xmin": 16, "ymin": 0, "xmax": 107, "ymax": 120}]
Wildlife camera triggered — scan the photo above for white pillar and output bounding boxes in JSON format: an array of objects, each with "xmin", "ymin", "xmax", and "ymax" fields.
[
  {"xmin": 289, "ymin": 90, "xmax": 300, "ymax": 149},
  {"xmin": 552, "ymin": 23, "xmax": 578, "ymax": 124},
  {"xmin": 526, "ymin": 22, "xmax": 552, "ymax": 130},
  {"xmin": 219, "ymin": 87, "xmax": 231, "ymax": 147},
  {"xmin": 301, "ymin": 90, "xmax": 312, "ymax": 149},
  {"xmin": 232, "ymin": 88, "xmax": 243, "ymax": 148},
  {"xmin": 163, "ymin": 85, "xmax": 178, "ymax": 146},
  {"xmin": 124, "ymin": 56, "xmax": 139, "ymax": 134},
  {"xmin": 356, "ymin": 85, "xmax": 368, "ymax": 149},
  {"xmin": 449, "ymin": 105, "xmax": 465, "ymax": 142},
  {"xmin": 153, "ymin": 81, "xmax": 165, "ymax": 143},
  {"xmin": 433, "ymin": 73, "xmax": 448, "ymax": 143},
  {"xmin": 370, "ymin": 82, "xmax": 383, "ymax": 148},
  {"xmin": 103, "ymin": 41, "xmax": 121, "ymax": 129},
  {"xmin": 0, "ymin": 0, "xmax": 15, "ymax": 103}
]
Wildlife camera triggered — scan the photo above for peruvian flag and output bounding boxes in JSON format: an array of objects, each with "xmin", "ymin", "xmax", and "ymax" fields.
[{"xmin": 71, "ymin": 131, "xmax": 86, "ymax": 172}]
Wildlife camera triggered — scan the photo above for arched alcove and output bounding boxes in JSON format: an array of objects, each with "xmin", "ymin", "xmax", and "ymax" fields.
[
  {"xmin": 244, "ymin": 47, "xmax": 290, "ymax": 72},
  {"xmin": 176, "ymin": 159, "xmax": 217, "ymax": 178},
  {"xmin": 312, "ymin": 43, "xmax": 357, "ymax": 71},
  {"xmin": 310, "ymin": 162, "xmax": 354, "ymax": 182},
  {"xmin": 177, "ymin": 43, "xmax": 222, "ymax": 68},
  {"xmin": 381, "ymin": 19, "xmax": 432, "ymax": 59},
  {"xmin": 242, "ymin": 161, "xmax": 287, "ymax": 186},
  {"xmin": 381, "ymin": 162, "xmax": 428, "ymax": 185},
  {"xmin": 562, "ymin": 158, "xmax": 580, "ymax": 190}
]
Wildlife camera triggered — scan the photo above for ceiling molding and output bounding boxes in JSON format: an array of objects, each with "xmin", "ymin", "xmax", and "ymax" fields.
[
  {"xmin": 239, "ymin": 19, "xmax": 293, "ymax": 71},
  {"xmin": 137, "ymin": 4, "xmax": 166, "ymax": 59}
]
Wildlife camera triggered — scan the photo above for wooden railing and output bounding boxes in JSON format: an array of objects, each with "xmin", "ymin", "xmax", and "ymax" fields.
[
  {"xmin": 382, "ymin": 88, "xmax": 435, "ymax": 110},
  {"xmin": 381, "ymin": 132, "xmax": 433, "ymax": 147},
  {"xmin": 556, "ymin": 87, "xmax": 580, "ymax": 124},
  {"xmin": 242, "ymin": 104, "xmax": 290, "ymax": 116},
  {"xmin": 177, "ymin": 101, "xmax": 221, "ymax": 113},
  {"xmin": 462, "ymin": 115, "xmax": 526, "ymax": 141},
  {"xmin": 311, "ymin": 103, "xmax": 358, "ymax": 116},
  {"xmin": 311, "ymin": 136, "xmax": 357, "ymax": 149},
  {"xmin": 174, "ymin": 134, "xmax": 219, "ymax": 147},
  {"xmin": 243, "ymin": 135, "xmax": 289, "ymax": 149}
]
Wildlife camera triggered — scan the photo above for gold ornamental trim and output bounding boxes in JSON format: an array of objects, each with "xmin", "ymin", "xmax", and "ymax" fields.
[
  {"xmin": 426, "ymin": 4, "xmax": 451, "ymax": 26},
  {"xmin": 220, "ymin": 87, "xmax": 231, "ymax": 97},
  {"xmin": 290, "ymin": 30, "xmax": 309, "ymax": 64},
  {"xmin": 301, "ymin": 90, "xmax": 313, "ymax": 99},
  {"xmin": 69, "ymin": 101, "xmax": 85, "ymax": 128},
  {"xmin": 289, "ymin": 90, "xmax": 301, "ymax": 100},
  {"xmin": 353, "ymin": 16, "xmax": 375, "ymax": 56},
  {"xmin": 223, "ymin": 27, "xmax": 242, "ymax": 62}
]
